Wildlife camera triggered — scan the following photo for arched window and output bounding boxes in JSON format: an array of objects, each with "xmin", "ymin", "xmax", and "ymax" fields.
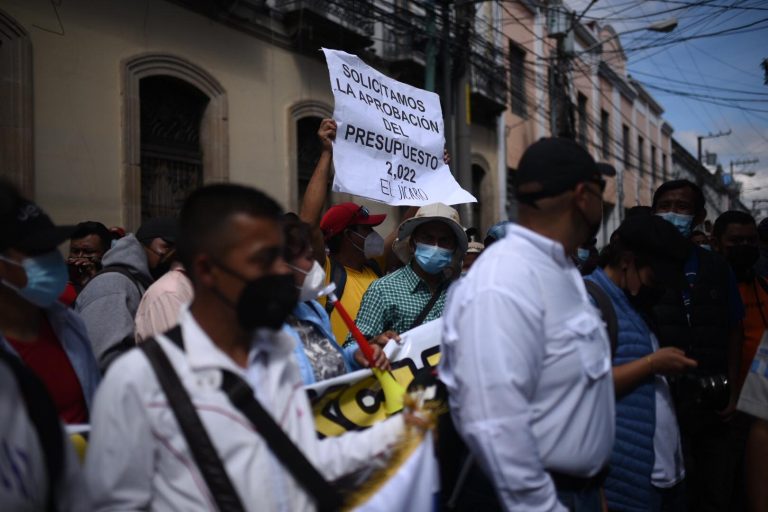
[
  {"xmin": 289, "ymin": 102, "xmax": 332, "ymax": 211},
  {"xmin": 122, "ymin": 54, "xmax": 228, "ymax": 229},
  {"xmin": 0, "ymin": 9, "xmax": 33, "ymax": 196}
]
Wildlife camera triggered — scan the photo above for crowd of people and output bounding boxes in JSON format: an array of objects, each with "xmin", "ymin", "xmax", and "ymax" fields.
[{"xmin": 1, "ymin": 120, "xmax": 766, "ymax": 512}]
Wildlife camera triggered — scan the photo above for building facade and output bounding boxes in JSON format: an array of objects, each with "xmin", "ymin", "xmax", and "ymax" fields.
[
  {"xmin": 500, "ymin": 2, "xmax": 674, "ymax": 245},
  {"xmin": 0, "ymin": 0, "xmax": 506, "ymax": 234}
]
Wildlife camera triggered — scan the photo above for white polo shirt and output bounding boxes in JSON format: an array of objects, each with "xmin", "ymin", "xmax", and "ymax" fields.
[
  {"xmin": 85, "ymin": 309, "xmax": 404, "ymax": 511},
  {"xmin": 440, "ymin": 224, "xmax": 615, "ymax": 512}
]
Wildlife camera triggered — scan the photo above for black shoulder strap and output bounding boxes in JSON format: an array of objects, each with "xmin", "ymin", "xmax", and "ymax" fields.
[
  {"xmin": 92, "ymin": 265, "xmax": 153, "ymax": 295},
  {"xmin": 139, "ymin": 337, "xmax": 246, "ymax": 512},
  {"xmin": 584, "ymin": 280, "xmax": 619, "ymax": 357},
  {"xmin": 220, "ymin": 371, "xmax": 343, "ymax": 512},
  {"xmin": 146, "ymin": 326, "xmax": 342, "ymax": 511},
  {"xmin": 366, "ymin": 258, "xmax": 383, "ymax": 277},
  {"xmin": 0, "ymin": 350, "xmax": 63, "ymax": 512},
  {"xmin": 410, "ymin": 281, "xmax": 447, "ymax": 330},
  {"xmin": 325, "ymin": 258, "xmax": 348, "ymax": 315}
]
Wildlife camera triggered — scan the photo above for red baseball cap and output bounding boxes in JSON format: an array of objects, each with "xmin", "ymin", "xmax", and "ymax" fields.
[{"xmin": 320, "ymin": 203, "xmax": 386, "ymax": 240}]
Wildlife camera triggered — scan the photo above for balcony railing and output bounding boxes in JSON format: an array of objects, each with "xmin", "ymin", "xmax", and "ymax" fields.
[{"xmin": 273, "ymin": 0, "xmax": 374, "ymax": 49}]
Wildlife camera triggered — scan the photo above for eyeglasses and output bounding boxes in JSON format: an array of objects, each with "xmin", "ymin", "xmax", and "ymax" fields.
[{"xmin": 589, "ymin": 177, "xmax": 607, "ymax": 192}]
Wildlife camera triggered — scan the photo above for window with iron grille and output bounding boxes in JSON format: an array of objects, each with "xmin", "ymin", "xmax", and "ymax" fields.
[
  {"xmin": 509, "ymin": 42, "xmax": 527, "ymax": 117},
  {"xmin": 296, "ymin": 116, "xmax": 325, "ymax": 206},
  {"xmin": 139, "ymin": 75, "xmax": 208, "ymax": 222},
  {"xmin": 577, "ymin": 93, "xmax": 588, "ymax": 148},
  {"xmin": 622, "ymin": 124, "xmax": 630, "ymax": 168},
  {"xmin": 638, "ymin": 136, "xmax": 645, "ymax": 176},
  {"xmin": 600, "ymin": 110, "xmax": 611, "ymax": 159}
]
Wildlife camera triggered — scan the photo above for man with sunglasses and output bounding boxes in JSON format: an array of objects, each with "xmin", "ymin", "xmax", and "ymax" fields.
[
  {"xmin": 75, "ymin": 217, "xmax": 177, "ymax": 371},
  {"xmin": 440, "ymin": 138, "xmax": 616, "ymax": 511}
]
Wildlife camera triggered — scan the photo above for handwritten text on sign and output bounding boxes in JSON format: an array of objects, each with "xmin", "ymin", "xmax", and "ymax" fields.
[{"xmin": 323, "ymin": 48, "xmax": 476, "ymax": 206}]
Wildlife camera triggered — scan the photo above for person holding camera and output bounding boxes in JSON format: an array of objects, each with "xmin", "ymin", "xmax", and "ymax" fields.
[
  {"xmin": 586, "ymin": 214, "xmax": 695, "ymax": 511},
  {"xmin": 651, "ymin": 180, "xmax": 745, "ymax": 512}
]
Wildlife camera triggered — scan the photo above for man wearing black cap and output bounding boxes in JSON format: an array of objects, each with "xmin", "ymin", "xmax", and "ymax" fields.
[
  {"xmin": 440, "ymin": 138, "xmax": 616, "ymax": 511},
  {"xmin": 0, "ymin": 179, "xmax": 94, "ymax": 509},
  {"xmin": 75, "ymin": 216, "xmax": 177, "ymax": 371},
  {"xmin": 0, "ymin": 180, "xmax": 101, "ymax": 424},
  {"xmin": 0, "ymin": 180, "xmax": 99, "ymax": 511}
]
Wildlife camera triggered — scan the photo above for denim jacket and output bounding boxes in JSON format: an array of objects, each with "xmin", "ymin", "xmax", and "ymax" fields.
[
  {"xmin": 0, "ymin": 302, "xmax": 101, "ymax": 412},
  {"xmin": 284, "ymin": 300, "xmax": 358, "ymax": 385}
]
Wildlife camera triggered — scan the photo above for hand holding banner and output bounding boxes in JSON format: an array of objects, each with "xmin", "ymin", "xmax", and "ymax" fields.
[{"xmin": 323, "ymin": 48, "xmax": 476, "ymax": 206}]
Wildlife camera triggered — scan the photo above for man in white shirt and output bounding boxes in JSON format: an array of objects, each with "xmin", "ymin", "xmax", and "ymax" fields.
[
  {"xmin": 85, "ymin": 184, "xmax": 405, "ymax": 511},
  {"xmin": 440, "ymin": 138, "xmax": 616, "ymax": 512}
]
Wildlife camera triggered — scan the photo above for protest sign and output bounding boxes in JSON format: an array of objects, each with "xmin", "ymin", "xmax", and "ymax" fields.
[
  {"xmin": 322, "ymin": 48, "xmax": 476, "ymax": 206},
  {"xmin": 305, "ymin": 318, "xmax": 442, "ymax": 437}
]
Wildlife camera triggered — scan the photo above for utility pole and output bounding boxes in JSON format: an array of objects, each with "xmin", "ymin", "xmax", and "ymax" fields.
[
  {"xmin": 454, "ymin": 0, "xmax": 474, "ymax": 228},
  {"xmin": 547, "ymin": 1, "xmax": 575, "ymax": 138},
  {"xmin": 697, "ymin": 130, "xmax": 731, "ymax": 163},
  {"xmin": 440, "ymin": 0, "xmax": 454, "ymax": 163},
  {"xmin": 424, "ymin": 0, "xmax": 437, "ymax": 92},
  {"xmin": 730, "ymin": 158, "xmax": 759, "ymax": 177}
]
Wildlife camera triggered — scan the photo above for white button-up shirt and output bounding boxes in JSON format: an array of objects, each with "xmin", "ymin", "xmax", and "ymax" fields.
[
  {"xmin": 85, "ymin": 309, "xmax": 404, "ymax": 511},
  {"xmin": 440, "ymin": 224, "xmax": 615, "ymax": 512}
]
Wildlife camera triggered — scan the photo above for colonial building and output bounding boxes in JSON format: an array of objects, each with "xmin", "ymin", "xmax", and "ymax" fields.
[
  {"xmin": 500, "ymin": 2, "xmax": 674, "ymax": 245},
  {"xmin": 0, "ymin": 0, "xmax": 505, "ymax": 234}
]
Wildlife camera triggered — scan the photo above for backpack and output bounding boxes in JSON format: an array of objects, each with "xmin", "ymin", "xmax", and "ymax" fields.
[
  {"xmin": 584, "ymin": 279, "xmax": 618, "ymax": 357},
  {"xmin": 324, "ymin": 257, "xmax": 383, "ymax": 314},
  {"xmin": 89, "ymin": 265, "xmax": 153, "ymax": 295}
]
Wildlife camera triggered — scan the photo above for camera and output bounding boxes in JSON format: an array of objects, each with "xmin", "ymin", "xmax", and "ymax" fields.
[{"xmin": 677, "ymin": 374, "xmax": 730, "ymax": 411}]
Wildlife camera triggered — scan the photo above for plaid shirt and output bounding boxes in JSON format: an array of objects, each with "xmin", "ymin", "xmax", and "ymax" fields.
[{"xmin": 344, "ymin": 263, "xmax": 448, "ymax": 346}]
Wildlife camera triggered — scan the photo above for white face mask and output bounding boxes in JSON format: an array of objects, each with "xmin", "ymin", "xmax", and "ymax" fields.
[
  {"xmin": 349, "ymin": 230, "xmax": 385, "ymax": 259},
  {"xmin": 290, "ymin": 260, "xmax": 327, "ymax": 302}
]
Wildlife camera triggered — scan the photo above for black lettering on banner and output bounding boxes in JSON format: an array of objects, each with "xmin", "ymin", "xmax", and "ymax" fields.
[
  {"xmin": 308, "ymin": 348, "xmax": 439, "ymax": 436},
  {"xmin": 380, "ymin": 178, "xmax": 392, "ymax": 197},
  {"xmin": 343, "ymin": 123, "xmax": 441, "ymax": 171}
]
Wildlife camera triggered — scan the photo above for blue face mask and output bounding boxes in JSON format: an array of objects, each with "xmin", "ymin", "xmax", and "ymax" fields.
[
  {"xmin": 0, "ymin": 251, "xmax": 68, "ymax": 308},
  {"xmin": 700, "ymin": 244, "xmax": 712, "ymax": 251},
  {"xmin": 414, "ymin": 243, "xmax": 454, "ymax": 275},
  {"xmin": 656, "ymin": 212, "xmax": 694, "ymax": 238},
  {"xmin": 577, "ymin": 247, "xmax": 591, "ymax": 263}
]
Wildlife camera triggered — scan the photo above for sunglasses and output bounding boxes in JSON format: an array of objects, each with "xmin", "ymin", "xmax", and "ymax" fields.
[{"xmin": 588, "ymin": 177, "xmax": 607, "ymax": 193}]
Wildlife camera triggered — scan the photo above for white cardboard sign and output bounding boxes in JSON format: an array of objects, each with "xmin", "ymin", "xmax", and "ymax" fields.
[{"xmin": 323, "ymin": 48, "xmax": 476, "ymax": 206}]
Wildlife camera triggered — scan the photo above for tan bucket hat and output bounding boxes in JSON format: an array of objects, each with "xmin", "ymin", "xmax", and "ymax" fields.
[{"xmin": 395, "ymin": 203, "xmax": 469, "ymax": 260}]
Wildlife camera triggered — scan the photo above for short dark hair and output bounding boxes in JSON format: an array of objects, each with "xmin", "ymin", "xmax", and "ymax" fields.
[
  {"xmin": 177, "ymin": 184, "xmax": 283, "ymax": 277},
  {"xmin": 625, "ymin": 206, "xmax": 652, "ymax": 219},
  {"xmin": 70, "ymin": 221, "xmax": 112, "ymax": 252},
  {"xmin": 282, "ymin": 213, "xmax": 312, "ymax": 263},
  {"xmin": 652, "ymin": 179, "xmax": 706, "ymax": 214},
  {"xmin": 712, "ymin": 210, "xmax": 756, "ymax": 241}
]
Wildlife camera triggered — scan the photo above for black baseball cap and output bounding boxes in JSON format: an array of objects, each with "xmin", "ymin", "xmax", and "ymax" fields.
[
  {"xmin": 136, "ymin": 217, "xmax": 178, "ymax": 245},
  {"xmin": 515, "ymin": 137, "xmax": 616, "ymax": 203},
  {"xmin": 0, "ymin": 193, "xmax": 75, "ymax": 255},
  {"xmin": 614, "ymin": 214, "xmax": 691, "ymax": 288}
]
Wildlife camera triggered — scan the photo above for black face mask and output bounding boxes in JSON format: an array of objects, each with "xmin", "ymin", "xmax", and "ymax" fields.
[
  {"xmin": 150, "ymin": 257, "xmax": 174, "ymax": 281},
  {"xmin": 576, "ymin": 192, "xmax": 602, "ymax": 245},
  {"xmin": 213, "ymin": 262, "xmax": 298, "ymax": 331},
  {"xmin": 726, "ymin": 245, "xmax": 759, "ymax": 281},
  {"xmin": 625, "ymin": 285, "xmax": 666, "ymax": 312}
]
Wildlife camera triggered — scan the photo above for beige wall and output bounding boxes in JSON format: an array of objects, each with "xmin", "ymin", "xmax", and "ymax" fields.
[{"xmin": 7, "ymin": 0, "xmax": 496, "ymax": 233}]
